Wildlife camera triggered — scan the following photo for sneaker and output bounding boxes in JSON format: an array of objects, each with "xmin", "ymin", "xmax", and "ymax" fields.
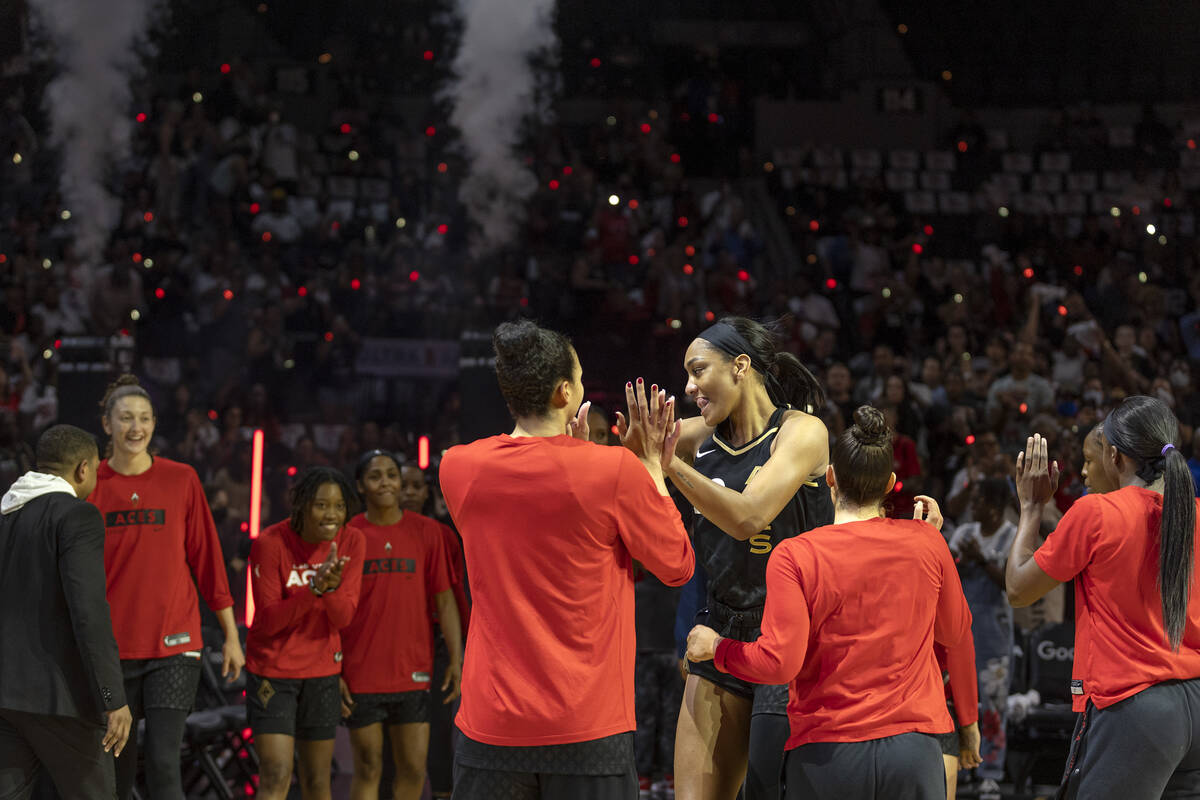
[
  {"xmin": 652, "ymin": 774, "xmax": 675, "ymax": 800},
  {"xmin": 639, "ymin": 775, "xmax": 652, "ymax": 799},
  {"xmin": 978, "ymin": 777, "xmax": 1002, "ymax": 800}
]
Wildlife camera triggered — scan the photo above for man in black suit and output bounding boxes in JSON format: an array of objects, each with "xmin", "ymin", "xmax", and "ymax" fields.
[{"xmin": 0, "ymin": 424, "xmax": 132, "ymax": 799}]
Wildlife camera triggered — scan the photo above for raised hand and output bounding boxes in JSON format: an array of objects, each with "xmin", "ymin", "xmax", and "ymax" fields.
[
  {"xmin": 913, "ymin": 495, "xmax": 944, "ymax": 531},
  {"xmin": 313, "ymin": 541, "xmax": 351, "ymax": 593},
  {"xmin": 616, "ymin": 378, "xmax": 661, "ymax": 457},
  {"xmin": 1015, "ymin": 433, "xmax": 1060, "ymax": 507},
  {"xmin": 567, "ymin": 400, "xmax": 592, "ymax": 441}
]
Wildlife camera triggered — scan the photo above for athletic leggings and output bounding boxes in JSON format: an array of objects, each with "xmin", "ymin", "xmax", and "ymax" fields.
[
  {"xmin": 746, "ymin": 713, "xmax": 789, "ymax": 800},
  {"xmin": 115, "ymin": 707, "xmax": 190, "ymax": 800}
]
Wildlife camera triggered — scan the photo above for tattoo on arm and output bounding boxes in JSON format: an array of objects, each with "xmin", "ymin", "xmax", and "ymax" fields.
[{"xmin": 673, "ymin": 468, "xmax": 695, "ymax": 489}]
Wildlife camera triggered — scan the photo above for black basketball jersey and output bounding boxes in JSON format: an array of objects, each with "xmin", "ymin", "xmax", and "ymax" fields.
[{"xmin": 692, "ymin": 406, "xmax": 834, "ymax": 611}]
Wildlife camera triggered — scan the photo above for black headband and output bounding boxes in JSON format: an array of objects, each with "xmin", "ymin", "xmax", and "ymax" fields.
[
  {"xmin": 354, "ymin": 448, "xmax": 404, "ymax": 481},
  {"xmin": 698, "ymin": 322, "xmax": 769, "ymax": 374}
]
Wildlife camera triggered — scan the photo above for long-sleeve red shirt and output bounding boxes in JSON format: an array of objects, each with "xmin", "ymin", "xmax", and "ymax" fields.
[
  {"xmin": 245, "ymin": 520, "xmax": 365, "ymax": 679},
  {"xmin": 89, "ymin": 458, "xmax": 233, "ymax": 659},
  {"xmin": 341, "ymin": 512, "xmax": 452, "ymax": 693},
  {"xmin": 440, "ymin": 434, "xmax": 694, "ymax": 747},
  {"xmin": 715, "ymin": 517, "xmax": 971, "ymax": 749},
  {"xmin": 935, "ymin": 638, "xmax": 980, "ymax": 727}
]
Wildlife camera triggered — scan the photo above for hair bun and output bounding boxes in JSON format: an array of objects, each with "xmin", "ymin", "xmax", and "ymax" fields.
[
  {"xmin": 493, "ymin": 320, "xmax": 539, "ymax": 361},
  {"xmin": 851, "ymin": 405, "xmax": 892, "ymax": 448}
]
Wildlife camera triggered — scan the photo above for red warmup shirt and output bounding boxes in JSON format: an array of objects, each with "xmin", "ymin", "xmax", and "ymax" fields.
[
  {"xmin": 935, "ymin": 638, "xmax": 980, "ymax": 727},
  {"xmin": 89, "ymin": 458, "xmax": 233, "ymax": 659},
  {"xmin": 245, "ymin": 520, "xmax": 365, "ymax": 679},
  {"xmin": 715, "ymin": 518, "xmax": 972, "ymax": 749},
  {"xmin": 439, "ymin": 434, "xmax": 694, "ymax": 746},
  {"xmin": 341, "ymin": 512, "xmax": 452, "ymax": 693},
  {"xmin": 433, "ymin": 520, "xmax": 471, "ymax": 635},
  {"xmin": 1034, "ymin": 486, "xmax": 1200, "ymax": 712}
]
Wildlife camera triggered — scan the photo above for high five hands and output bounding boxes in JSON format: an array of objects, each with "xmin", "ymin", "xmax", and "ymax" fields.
[
  {"xmin": 615, "ymin": 378, "xmax": 680, "ymax": 466},
  {"xmin": 1015, "ymin": 433, "xmax": 1060, "ymax": 506}
]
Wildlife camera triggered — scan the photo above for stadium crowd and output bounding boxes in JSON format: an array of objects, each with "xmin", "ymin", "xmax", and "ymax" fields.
[{"xmin": 3, "ymin": 12, "xmax": 1200, "ymax": 797}]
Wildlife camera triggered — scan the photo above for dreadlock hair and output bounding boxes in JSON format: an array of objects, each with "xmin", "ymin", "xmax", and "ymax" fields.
[
  {"xmin": 289, "ymin": 466, "xmax": 361, "ymax": 536},
  {"xmin": 1102, "ymin": 395, "xmax": 1196, "ymax": 651}
]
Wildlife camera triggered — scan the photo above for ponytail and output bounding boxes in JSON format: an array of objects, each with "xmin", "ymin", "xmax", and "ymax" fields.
[
  {"xmin": 1161, "ymin": 445, "xmax": 1195, "ymax": 651},
  {"xmin": 1104, "ymin": 395, "xmax": 1197, "ymax": 650},
  {"xmin": 702, "ymin": 316, "xmax": 825, "ymax": 413}
]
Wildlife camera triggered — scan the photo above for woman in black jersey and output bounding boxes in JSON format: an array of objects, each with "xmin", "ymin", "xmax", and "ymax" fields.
[{"xmin": 627, "ymin": 317, "xmax": 831, "ymax": 800}]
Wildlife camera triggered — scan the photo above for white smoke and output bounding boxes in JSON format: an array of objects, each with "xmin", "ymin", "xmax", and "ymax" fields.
[
  {"xmin": 27, "ymin": 0, "xmax": 157, "ymax": 262},
  {"xmin": 446, "ymin": 0, "xmax": 558, "ymax": 255}
]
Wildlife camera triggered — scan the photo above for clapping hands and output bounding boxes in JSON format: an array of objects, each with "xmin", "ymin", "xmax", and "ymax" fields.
[{"xmin": 615, "ymin": 378, "xmax": 679, "ymax": 469}]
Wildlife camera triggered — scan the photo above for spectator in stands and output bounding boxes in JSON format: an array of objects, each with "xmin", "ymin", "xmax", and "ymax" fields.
[
  {"xmin": 986, "ymin": 342, "xmax": 1054, "ymax": 430},
  {"xmin": 948, "ymin": 478, "xmax": 1017, "ymax": 796}
]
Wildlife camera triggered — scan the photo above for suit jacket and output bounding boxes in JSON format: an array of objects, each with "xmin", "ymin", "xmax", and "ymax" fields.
[{"xmin": 0, "ymin": 492, "xmax": 126, "ymax": 721}]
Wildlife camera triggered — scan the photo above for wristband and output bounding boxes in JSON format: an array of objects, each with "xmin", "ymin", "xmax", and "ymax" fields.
[{"xmin": 309, "ymin": 575, "xmax": 325, "ymax": 596}]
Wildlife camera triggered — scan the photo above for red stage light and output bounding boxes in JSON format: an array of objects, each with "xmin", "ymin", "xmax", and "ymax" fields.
[
  {"xmin": 737, "ymin": 269, "xmax": 750, "ymax": 282},
  {"xmin": 677, "ymin": 216, "xmax": 688, "ymax": 228},
  {"xmin": 425, "ymin": 125, "xmax": 436, "ymax": 137},
  {"xmin": 223, "ymin": 289, "xmax": 234, "ymax": 300},
  {"xmin": 220, "ymin": 63, "xmax": 231, "ymax": 74},
  {"xmin": 894, "ymin": 481, "xmax": 904, "ymax": 492},
  {"xmin": 589, "ymin": 57, "xmax": 602, "ymax": 68},
  {"xmin": 351, "ymin": 278, "xmax": 361, "ymax": 290},
  {"xmin": 154, "ymin": 287, "xmax": 165, "ymax": 300},
  {"xmin": 286, "ymin": 466, "xmax": 297, "ymax": 476},
  {"xmin": 208, "ymin": 409, "xmax": 219, "ymax": 421},
  {"xmin": 640, "ymin": 122, "xmax": 651, "ymax": 134},
  {"xmin": 323, "ymin": 331, "xmax": 333, "ymax": 342},
  {"xmin": 297, "ymin": 286, "xmax": 308, "ymax": 297},
  {"xmin": 1073, "ymin": 265, "xmax": 1083, "ymax": 276},
  {"xmin": 670, "ymin": 153, "xmax": 681, "ymax": 163},
  {"xmin": 437, "ymin": 223, "xmax": 448, "ymax": 235},
  {"xmin": 923, "ymin": 224, "xmax": 934, "ymax": 235},
  {"xmin": 682, "ymin": 264, "xmax": 694, "ymax": 275},
  {"xmin": 563, "ymin": 166, "xmax": 573, "ymax": 175},
  {"xmin": 1022, "ymin": 267, "xmax": 1034, "ymax": 279},
  {"xmin": 1164, "ymin": 197, "xmax": 1173, "ymax": 207},
  {"xmin": 1189, "ymin": 139, "xmax": 1197, "ymax": 150},
  {"xmin": 912, "ymin": 243, "xmax": 923, "ymax": 254},
  {"xmin": 135, "ymin": 112, "xmax": 147, "ymax": 123},
  {"xmin": 809, "ymin": 220, "xmax": 820, "ymax": 232},
  {"xmin": 628, "ymin": 199, "xmax": 639, "ymax": 209},
  {"xmin": 437, "ymin": 162, "xmax": 448, "ymax": 173},
  {"xmin": 54, "ymin": 339, "xmax": 61, "ymax": 349},
  {"xmin": 965, "ymin": 435, "xmax": 976, "ymax": 445},
  {"xmin": 704, "ymin": 310, "xmax": 715, "ymax": 322},
  {"xmin": 418, "ymin": 436, "xmax": 430, "ymax": 470},
  {"xmin": 423, "ymin": 50, "xmax": 434, "ymax": 61},
  {"xmin": 610, "ymin": 424, "xmax": 619, "ymax": 435},
  {"xmin": 261, "ymin": 231, "xmax": 272, "ymax": 242},
  {"xmin": 240, "ymin": 522, "xmax": 248, "ymax": 532},
  {"xmin": 957, "ymin": 140, "xmax": 968, "ymax": 152},
  {"xmin": 707, "ymin": 112, "xmax": 719, "ymax": 123},
  {"xmin": 825, "ymin": 278, "xmax": 837, "ymax": 289},
  {"xmin": 1019, "ymin": 402, "xmax": 1029, "ymax": 414},
  {"xmin": 549, "ymin": 179, "xmax": 560, "ymax": 190},
  {"xmin": 0, "ymin": 254, "xmax": 6, "ymax": 263},
  {"xmin": 131, "ymin": 252, "xmax": 142, "ymax": 264},
  {"xmin": 1132, "ymin": 205, "xmax": 1141, "ymax": 215},
  {"xmin": 340, "ymin": 123, "xmax": 352, "ymax": 134},
  {"xmin": 685, "ymin": 245, "xmax": 695, "ymax": 256},
  {"xmin": 409, "ymin": 270, "xmax": 420, "ymax": 282},
  {"xmin": 519, "ymin": 297, "xmax": 529, "ymax": 307},
  {"xmin": 628, "ymin": 255, "xmax": 639, "ymax": 265},
  {"xmin": 249, "ymin": 202, "xmax": 260, "ymax": 214},
  {"xmin": 1057, "ymin": 305, "xmax": 1068, "ymax": 317}
]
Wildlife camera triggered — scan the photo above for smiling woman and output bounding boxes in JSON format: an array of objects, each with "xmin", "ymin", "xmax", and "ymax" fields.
[
  {"xmin": 88, "ymin": 374, "xmax": 244, "ymax": 800},
  {"xmin": 650, "ymin": 317, "xmax": 832, "ymax": 800},
  {"xmin": 244, "ymin": 466, "xmax": 365, "ymax": 800}
]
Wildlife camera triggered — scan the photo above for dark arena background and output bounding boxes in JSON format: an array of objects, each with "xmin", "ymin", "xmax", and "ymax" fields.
[{"xmin": 3, "ymin": 0, "xmax": 1200, "ymax": 798}]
